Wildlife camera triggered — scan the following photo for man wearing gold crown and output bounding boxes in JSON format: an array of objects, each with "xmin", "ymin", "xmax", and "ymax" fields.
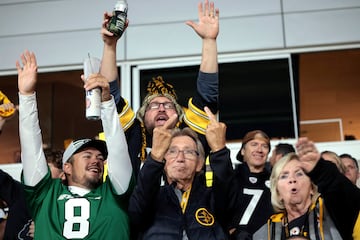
[{"xmin": 100, "ymin": 0, "xmax": 219, "ymax": 179}]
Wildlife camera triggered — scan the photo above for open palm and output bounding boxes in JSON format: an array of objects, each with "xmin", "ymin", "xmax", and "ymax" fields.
[{"xmin": 16, "ymin": 50, "xmax": 38, "ymax": 95}]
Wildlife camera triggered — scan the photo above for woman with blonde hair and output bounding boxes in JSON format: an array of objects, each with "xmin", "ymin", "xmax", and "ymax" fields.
[{"xmin": 254, "ymin": 138, "xmax": 360, "ymax": 240}]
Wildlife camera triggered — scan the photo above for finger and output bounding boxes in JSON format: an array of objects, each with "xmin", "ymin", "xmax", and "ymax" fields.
[
  {"xmin": 15, "ymin": 61, "xmax": 22, "ymax": 72},
  {"xmin": 103, "ymin": 12, "xmax": 108, "ymax": 20},
  {"xmin": 24, "ymin": 50, "xmax": 31, "ymax": 64},
  {"xmin": 209, "ymin": 1, "xmax": 214, "ymax": 16},
  {"xmin": 163, "ymin": 114, "xmax": 178, "ymax": 130},
  {"xmin": 197, "ymin": 1, "xmax": 203, "ymax": 19},
  {"xmin": 204, "ymin": 0, "xmax": 210, "ymax": 16},
  {"xmin": 204, "ymin": 106, "xmax": 216, "ymax": 123},
  {"xmin": 101, "ymin": 27, "xmax": 114, "ymax": 36},
  {"xmin": 80, "ymin": 74, "xmax": 86, "ymax": 83},
  {"xmin": 20, "ymin": 53, "xmax": 27, "ymax": 67},
  {"xmin": 215, "ymin": 8, "xmax": 220, "ymax": 18},
  {"xmin": 30, "ymin": 51, "xmax": 37, "ymax": 67},
  {"xmin": 185, "ymin": 20, "xmax": 196, "ymax": 30}
]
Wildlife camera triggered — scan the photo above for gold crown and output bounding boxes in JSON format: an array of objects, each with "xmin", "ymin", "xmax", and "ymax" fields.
[{"xmin": 146, "ymin": 76, "xmax": 177, "ymax": 100}]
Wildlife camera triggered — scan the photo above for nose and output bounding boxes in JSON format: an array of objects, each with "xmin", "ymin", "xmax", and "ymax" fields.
[
  {"xmin": 288, "ymin": 177, "xmax": 296, "ymax": 184},
  {"xmin": 158, "ymin": 103, "xmax": 166, "ymax": 111},
  {"xmin": 255, "ymin": 144, "xmax": 263, "ymax": 152},
  {"xmin": 175, "ymin": 151, "xmax": 186, "ymax": 162},
  {"xmin": 90, "ymin": 155, "xmax": 104, "ymax": 164}
]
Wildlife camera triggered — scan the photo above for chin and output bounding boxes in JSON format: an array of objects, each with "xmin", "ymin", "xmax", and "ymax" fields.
[{"xmin": 86, "ymin": 177, "xmax": 102, "ymax": 188}]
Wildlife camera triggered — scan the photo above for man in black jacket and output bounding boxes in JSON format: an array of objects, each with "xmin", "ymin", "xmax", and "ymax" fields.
[
  {"xmin": 0, "ymin": 170, "xmax": 32, "ymax": 239},
  {"xmin": 129, "ymin": 107, "xmax": 236, "ymax": 239}
]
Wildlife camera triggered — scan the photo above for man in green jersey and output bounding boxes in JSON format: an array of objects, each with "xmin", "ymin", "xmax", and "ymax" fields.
[{"xmin": 16, "ymin": 50, "xmax": 134, "ymax": 239}]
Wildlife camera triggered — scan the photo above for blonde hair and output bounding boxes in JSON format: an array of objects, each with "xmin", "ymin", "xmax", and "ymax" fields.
[
  {"xmin": 321, "ymin": 150, "xmax": 346, "ymax": 173},
  {"xmin": 270, "ymin": 152, "xmax": 320, "ymax": 212}
]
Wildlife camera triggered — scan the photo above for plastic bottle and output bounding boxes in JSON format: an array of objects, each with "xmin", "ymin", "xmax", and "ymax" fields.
[{"xmin": 107, "ymin": 0, "xmax": 128, "ymax": 38}]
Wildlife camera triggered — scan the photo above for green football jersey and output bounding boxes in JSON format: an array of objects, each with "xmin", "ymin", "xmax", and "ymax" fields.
[{"xmin": 24, "ymin": 172, "xmax": 132, "ymax": 239}]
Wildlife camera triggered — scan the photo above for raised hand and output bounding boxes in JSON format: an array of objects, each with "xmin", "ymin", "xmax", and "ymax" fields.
[
  {"xmin": 0, "ymin": 102, "xmax": 16, "ymax": 118},
  {"xmin": 16, "ymin": 50, "xmax": 38, "ymax": 95},
  {"xmin": 295, "ymin": 137, "xmax": 321, "ymax": 172},
  {"xmin": 204, "ymin": 106, "xmax": 226, "ymax": 152},
  {"xmin": 151, "ymin": 114, "xmax": 178, "ymax": 162},
  {"xmin": 186, "ymin": 0, "xmax": 219, "ymax": 40},
  {"xmin": 82, "ymin": 73, "xmax": 111, "ymax": 102},
  {"xmin": 101, "ymin": 12, "xmax": 129, "ymax": 46}
]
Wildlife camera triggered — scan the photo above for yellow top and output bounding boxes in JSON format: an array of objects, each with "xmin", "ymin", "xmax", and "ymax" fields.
[{"xmin": 0, "ymin": 91, "xmax": 16, "ymax": 118}]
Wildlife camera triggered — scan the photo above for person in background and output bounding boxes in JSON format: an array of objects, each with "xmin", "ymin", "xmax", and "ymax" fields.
[
  {"xmin": 44, "ymin": 148, "xmax": 65, "ymax": 180},
  {"xmin": 28, "ymin": 148, "xmax": 67, "ymax": 237},
  {"xmin": 320, "ymin": 150, "xmax": 346, "ymax": 174},
  {"xmin": 0, "ymin": 199, "xmax": 6, "ymax": 239},
  {"xmin": 268, "ymin": 142, "xmax": 295, "ymax": 170},
  {"xmin": 100, "ymin": 0, "xmax": 219, "ymax": 179},
  {"xmin": 228, "ymin": 130, "xmax": 273, "ymax": 239},
  {"xmin": 254, "ymin": 138, "xmax": 360, "ymax": 240},
  {"xmin": 1, "ymin": 93, "xmax": 32, "ymax": 239},
  {"xmin": 0, "ymin": 91, "xmax": 16, "ymax": 135},
  {"xmin": 0, "ymin": 170, "xmax": 33, "ymax": 239},
  {"xmin": 17, "ymin": 50, "xmax": 134, "ymax": 239},
  {"xmin": 129, "ymin": 107, "xmax": 236, "ymax": 239},
  {"xmin": 340, "ymin": 153, "xmax": 360, "ymax": 186}
]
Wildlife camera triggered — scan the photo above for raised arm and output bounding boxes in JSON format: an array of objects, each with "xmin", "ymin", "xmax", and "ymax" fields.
[
  {"xmin": 183, "ymin": 0, "xmax": 219, "ymax": 137},
  {"xmin": 84, "ymin": 73, "xmax": 132, "ymax": 194},
  {"xmin": 296, "ymin": 137, "xmax": 360, "ymax": 239},
  {"xmin": 186, "ymin": 0, "xmax": 219, "ymax": 73},
  {"xmin": 100, "ymin": 12, "xmax": 129, "ymax": 104},
  {"xmin": 16, "ymin": 50, "xmax": 47, "ymax": 186}
]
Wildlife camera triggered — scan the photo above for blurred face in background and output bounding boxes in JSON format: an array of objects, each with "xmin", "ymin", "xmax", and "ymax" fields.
[
  {"xmin": 241, "ymin": 135, "xmax": 270, "ymax": 172},
  {"xmin": 341, "ymin": 156, "xmax": 360, "ymax": 185}
]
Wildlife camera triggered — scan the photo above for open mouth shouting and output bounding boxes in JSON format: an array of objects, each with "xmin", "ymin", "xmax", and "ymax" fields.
[{"xmin": 155, "ymin": 113, "xmax": 169, "ymax": 126}]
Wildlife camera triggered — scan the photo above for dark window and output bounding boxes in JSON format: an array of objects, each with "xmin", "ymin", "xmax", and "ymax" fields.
[{"xmin": 137, "ymin": 57, "xmax": 299, "ymax": 140}]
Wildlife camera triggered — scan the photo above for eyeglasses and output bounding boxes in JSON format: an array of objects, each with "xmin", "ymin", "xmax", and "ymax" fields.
[
  {"xmin": 147, "ymin": 102, "xmax": 175, "ymax": 110},
  {"xmin": 166, "ymin": 148, "xmax": 199, "ymax": 160}
]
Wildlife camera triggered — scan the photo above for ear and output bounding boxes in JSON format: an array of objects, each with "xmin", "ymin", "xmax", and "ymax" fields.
[
  {"xmin": 63, "ymin": 162, "xmax": 71, "ymax": 175},
  {"xmin": 240, "ymin": 148, "xmax": 246, "ymax": 160},
  {"xmin": 310, "ymin": 184, "xmax": 315, "ymax": 196},
  {"xmin": 195, "ymin": 157, "xmax": 205, "ymax": 173}
]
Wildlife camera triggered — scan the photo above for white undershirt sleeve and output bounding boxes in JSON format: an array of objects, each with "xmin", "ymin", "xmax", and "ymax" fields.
[
  {"xmin": 101, "ymin": 96, "xmax": 132, "ymax": 194},
  {"xmin": 19, "ymin": 92, "xmax": 48, "ymax": 186}
]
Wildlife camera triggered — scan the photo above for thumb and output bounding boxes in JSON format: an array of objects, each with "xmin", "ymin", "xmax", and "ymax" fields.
[{"xmin": 185, "ymin": 21, "xmax": 196, "ymax": 29}]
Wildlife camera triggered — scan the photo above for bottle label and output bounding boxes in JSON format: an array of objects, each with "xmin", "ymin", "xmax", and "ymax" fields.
[
  {"xmin": 86, "ymin": 88, "xmax": 101, "ymax": 120},
  {"xmin": 108, "ymin": 11, "xmax": 127, "ymax": 37}
]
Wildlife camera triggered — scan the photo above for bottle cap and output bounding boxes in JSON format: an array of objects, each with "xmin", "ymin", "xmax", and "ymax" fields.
[{"xmin": 114, "ymin": 0, "xmax": 128, "ymax": 12}]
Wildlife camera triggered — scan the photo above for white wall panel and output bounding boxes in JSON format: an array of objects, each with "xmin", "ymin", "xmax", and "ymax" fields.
[
  {"xmin": 0, "ymin": 30, "xmax": 126, "ymax": 74},
  {"xmin": 0, "ymin": 0, "xmax": 114, "ymax": 37},
  {"xmin": 126, "ymin": 14, "xmax": 284, "ymax": 60},
  {"xmin": 1, "ymin": 0, "xmax": 360, "ymax": 73},
  {"xmin": 127, "ymin": 0, "xmax": 281, "ymax": 25},
  {"xmin": 285, "ymin": 9, "xmax": 360, "ymax": 47},
  {"xmin": 219, "ymin": 15, "xmax": 284, "ymax": 53},
  {"xmin": 0, "ymin": 0, "xmax": 38, "ymax": 4},
  {"xmin": 283, "ymin": 0, "xmax": 360, "ymax": 12},
  {"xmin": 126, "ymin": 22, "xmax": 202, "ymax": 60}
]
